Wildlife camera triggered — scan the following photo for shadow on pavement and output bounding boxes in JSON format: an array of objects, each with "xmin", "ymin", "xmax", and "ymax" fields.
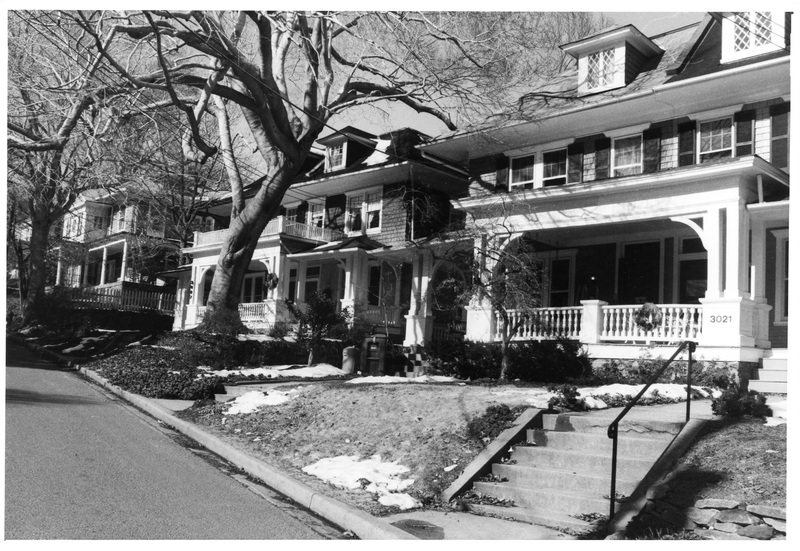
[{"xmin": 5, "ymin": 387, "xmax": 106, "ymax": 406}]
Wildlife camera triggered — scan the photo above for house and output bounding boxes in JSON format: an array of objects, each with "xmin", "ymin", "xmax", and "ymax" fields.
[
  {"xmin": 416, "ymin": 12, "xmax": 790, "ymax": 384},
  {"xmin": 55, "ymin": 189, "xmax": 178, "ymax": 314},
  {"xmin": 173, "ymin": 127, "xmax": 470, "ymax": 350}
]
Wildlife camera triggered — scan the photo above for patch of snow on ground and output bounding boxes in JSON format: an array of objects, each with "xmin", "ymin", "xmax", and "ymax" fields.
[
  {"xmin": 347, "ymin": 375, "xmax": 458, "ymax": 384},
  {"xmin": 210, "ymin": 364, "xmax": 345, "ymax": 379},
  {"xmin": 224, "ymin": 389, "xmax": 298, "ymax": 414},
  {"xmin": 62, "ymin": 336, "xmax": 106, "ymax": 353},
  {"xmin": 581, "ymin": 383, "xmax": 696, "ymax": 401},
  {"xmin": 765, "ymin": 397, "xmax": 787, "ymax": 426},
  {"xmin": 302, "ymin": 455, "xmax": 420, "ymax": 510}
]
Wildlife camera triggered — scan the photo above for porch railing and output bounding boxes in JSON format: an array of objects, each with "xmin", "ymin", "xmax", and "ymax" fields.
[
  {"xmin": 600, "ymin": 304, "xmax": 703, "ymax": 342},
  {"xmin": 196, "ymin": 302, "xmax": 269, "ymax": 323},
  {"xmin": 432, "ymin": 322, "xmax": 467, "ymax": 343},
  {"xmin": 495, "ymin": 306, "xmax": 583, "ymax": 341},
  {"xmin": 193, "ymin": 216, "xmax": 345, "ymax": 247},
  {"xmin": 61, "ymin": 285, "xmax": 175, "ymax": 315},
  {"xmin": 360, "ymin": 305, "xmax": 404, "ymax": 327}
]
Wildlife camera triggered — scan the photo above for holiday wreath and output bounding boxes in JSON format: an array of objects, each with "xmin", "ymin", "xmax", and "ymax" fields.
[{"xmin": 634, "ymin": 302, "xmax": 663, "ymax": 332}]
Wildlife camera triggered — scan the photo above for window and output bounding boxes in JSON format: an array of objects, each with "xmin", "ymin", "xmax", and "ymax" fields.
[
  {"xmin": 346, "ymin": 192, "xmax": 382, "ymax": 233},
  {"xmin": 722, "ymin": 12, "xmax": 785, "ymax": 63},
  {"xmin": 241, "ymin": 274, "xmax": 265, "ymax": 303},
  {"xmin": 699, "ymin": 118, "xmax": 733, "ymax": 163},
  {"xmin": 113, "ymin": 205, "xmax": 127, "ymax": 232},
  {"xmin": 509, "ymin": 154, "xmax": 535, "ymax": 189},
  {"xmin": 285, "ymin": 207, "xmax": 298, "ymax": 223},
  {"xmin": 587, "ymin": 48, "xmax": 615, "ymax": 89},
  {"xmin": 542, "ymin": 149, "xmax": 567, "ymax": 187},
  {"xmin": 93, "ymin": 215, "xmax": 109, "ymax": 231},
  {"xmin": 326, "ymin": 143, "xmax": 345, "ymax": 171},
  {"xmin": 612, "ymin": 135, "xmax": 643, "ymax": 176},
  {"xmin": 367, "ymin": 265, "xmax": 381, "ymax": 306},
  {"xmin": 305, "ymin": 265, "xmax": 320, "ymax": 298},
  {"xmin": 308, "ymin": 203, "xmax": 325, "ymax": 228}
]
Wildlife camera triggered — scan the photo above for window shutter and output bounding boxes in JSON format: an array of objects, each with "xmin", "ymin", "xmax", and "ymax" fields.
[
  {"xmin": 678, "ymin": 121, "xmax": 696, "ymax": 167},
  {"xmin": 770, "ymin": 102, "xmax": 790, "ymax": 170},
  {"xmin": 278, "ymin": 206, "xmax": 286, "ymax": 217},
  {"xmin": 642, "ymin": 127, "xmax": 662, "ymax": 173},
  {"xmin": 495, "ymin": 155, "xmax": 509, "ymax": 192},
  {"xmin": 296, "ymin": 201, "xmax": 308, "ymax": 225},
  {"xmin": 325, "ymin": 194, "xmax": 346, "ymax": 232},
  {"xmin": 594, "ymin": 138, "xmax": 611, "ymax": 180},
  {"xmin": 734, "ymin": 110, "xmax": 756, "ymax": 156},
  {"xmin": 567, "ymin": 142, "xmax": 584, "ymax": 183}
]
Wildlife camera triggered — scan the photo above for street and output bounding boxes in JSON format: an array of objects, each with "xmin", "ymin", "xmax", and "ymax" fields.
[{"xmin": 5, "ymin": 340, "xmax": 342, "ymax": 539}]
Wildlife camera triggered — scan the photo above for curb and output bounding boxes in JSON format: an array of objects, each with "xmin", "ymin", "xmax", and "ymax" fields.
[
  {"xmin": 7, "ymin": 334, "xmax": 77, "ymax": 368},
  {"xmin": 77, "ymin": 366, "xmax": 416, "ymax": 540}
]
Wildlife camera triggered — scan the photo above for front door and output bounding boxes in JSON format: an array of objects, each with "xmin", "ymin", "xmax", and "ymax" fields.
[{"xmin": 619, "ymin": 241, "xmax": 661, "ymax": 304}]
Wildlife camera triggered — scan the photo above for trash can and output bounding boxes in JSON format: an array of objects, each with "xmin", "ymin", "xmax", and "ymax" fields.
[
  {"xmin": 361, "ymin": 334, "xmax": 388, "ymax": 376},
  {"xmin": 342, "ymin": 346, "xmax": 360, "ymax": 374}
]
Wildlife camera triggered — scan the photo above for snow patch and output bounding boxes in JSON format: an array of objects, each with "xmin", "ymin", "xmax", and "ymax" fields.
[
  {"xmin": 347, "ymin": 375, "xmax": 458, "ymax": 385},
  {"xmin": 224, "ymin": 389, "xmax": 298, "ymax": 414},
  {"xmin": 62, "ymin": 336, "xmax": 106, "ymax": 353},
  {"xmin": 211, "ymin": 364, "xmax": 345, "ymax": 379},
  {"xmin": 302, "ymin": 455, "xmax": 420, "ymax": 510}
]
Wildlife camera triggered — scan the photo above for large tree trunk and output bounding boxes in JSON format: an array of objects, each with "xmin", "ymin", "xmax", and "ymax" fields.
[
  {"xmin": 22, "ymin": 208, "xmax": 54, "ymax": 324},
  {"xmin": 196, "ymin": 167, "xmax": 294, "ymax": 335}
]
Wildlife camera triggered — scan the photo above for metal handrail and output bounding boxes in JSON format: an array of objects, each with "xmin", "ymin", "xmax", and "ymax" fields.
[{"xmin": 606, "ymin": 340, "xmax": 696, "ymax": 519}]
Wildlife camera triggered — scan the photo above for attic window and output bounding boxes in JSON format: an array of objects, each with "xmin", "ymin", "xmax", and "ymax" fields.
[
  {"xmin": 587, "ymin": 48, "xmax": 615, "ymax": 89},
  {"xmin": 326, "ymin": 143, "xmax": 345, "ymax": 171},
  {"xmin": 722, "ymin": 12, "xmax": 785, "ymax": 63}
]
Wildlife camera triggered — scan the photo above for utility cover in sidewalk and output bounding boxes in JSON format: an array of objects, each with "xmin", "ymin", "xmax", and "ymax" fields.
[{"xmin": 391, "ymin": 519, "xmax": 445, "ymax": 540}]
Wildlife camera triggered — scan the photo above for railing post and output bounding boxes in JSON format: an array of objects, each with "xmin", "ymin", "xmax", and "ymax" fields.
[
  {"xmin": 686, "ymin": 341, "xmax": 695, "ymax": 423},
  {"xmin": 579, "ymin": 300, "xmax": 607, "ymax": 344},
  {"xmin": 609, "ymin": 424, "xmax": 618, "ymax": 520}
]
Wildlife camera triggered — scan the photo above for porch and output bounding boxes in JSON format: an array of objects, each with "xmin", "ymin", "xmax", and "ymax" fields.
[
  {"xmin": 59, "ymin": 281, "xmax": 176, "ymax": 316},
  {"xmin": 192, "ymin": 215, "xmax": 345, "ymax": 248}
]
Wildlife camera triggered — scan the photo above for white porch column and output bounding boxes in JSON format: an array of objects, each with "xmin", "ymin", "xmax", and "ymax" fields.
[
  {"xmin": 120, "ymin": 240, "xmax": 129, "ymax": 283},
  {"xmin": 724, "ymin": 201, "xmax": 749, "ymax": 298},
  {"xmin": 295, "ymin": 260, "xmax": 308, "ymax": 304},
  {"xmin": 464, "ymin": 236, "xmax": 496, "ymax": 343},
  {"xmin": 55, "ymin": 254, "xmax": 63, "ymax": 286},
  {"xmin": 403, "ymin": 251, "xmax": 434, "ymax": 347},
  {"xmin": 340, "ymin": 255, "xmax": 357, "ymax": 324},
  {"xmin": 703, "ymin": 208, "xmax": 723, "ymax": 299},
  {"xmin": 750, "ymin": 220, "xmax": 768, "ymax": 302},
  {"xmin": 99, "ymin": 246, "xmax": 108, "ymax": 285}
]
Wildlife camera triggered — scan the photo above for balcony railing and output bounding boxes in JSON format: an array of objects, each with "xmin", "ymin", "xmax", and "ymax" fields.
[
  {"xmin": 495, "ymin": 306, "xmax": 583, "ymax": 341},
  {"xmin": 359, "ymin": 305, "xmax": 404, "ymax": 327},
  {"xmin": 193, "ymin": 216, "xmax": 345, "ymax": 247},
  {"xmin": 600, "ymin": 304, "xmax": 703, "ymax": 342}
]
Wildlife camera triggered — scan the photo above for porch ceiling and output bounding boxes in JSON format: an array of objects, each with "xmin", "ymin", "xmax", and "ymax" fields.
[{"xmin": 523, "ymin": 218, "xmax": 694, "ymax": 248}]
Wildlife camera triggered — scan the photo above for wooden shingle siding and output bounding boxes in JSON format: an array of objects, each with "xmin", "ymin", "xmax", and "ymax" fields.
[
  {"xmin": 468, "ymin": 155, "xmax": 502, "ymax": 197},
  {"xmin": 624, "ymin": 45, "xmax": 648, "ymax": 84},
  {"xmin": 377, "ymin": 183, "xmax": 408, "ymax": 247}
]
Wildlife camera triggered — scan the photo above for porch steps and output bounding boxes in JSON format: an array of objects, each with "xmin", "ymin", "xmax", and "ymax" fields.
[
  {"xmin": 467, "ymin": 413, "xmax": 682, "ymax": 533},
  {"xmin": 749, "ymin": 357, "xmax": 788, "ymax": 394}
]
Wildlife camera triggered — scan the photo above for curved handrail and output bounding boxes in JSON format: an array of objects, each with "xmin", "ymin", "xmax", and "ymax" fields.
[{"xmin": 606, "ymin": 340, "xmax": 696, "ymax": 520}]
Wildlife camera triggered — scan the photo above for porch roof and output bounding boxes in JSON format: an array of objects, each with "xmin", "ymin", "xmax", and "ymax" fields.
[{"xmin": 287, "ymin": 234, "xmax": 388, "ymax": 259}]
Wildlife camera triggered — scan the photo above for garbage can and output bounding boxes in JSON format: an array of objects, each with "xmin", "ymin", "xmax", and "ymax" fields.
[
  {"xmin": 361, "ymin": 334, "xmax": 388, "ymax": 376},
  {"xmin": 342, "ymin": 346, "xmax": 360, "ymax": 374}
]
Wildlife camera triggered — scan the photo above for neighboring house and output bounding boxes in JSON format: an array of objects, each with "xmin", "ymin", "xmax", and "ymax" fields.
[
  {"xmin": 173, "ymin": 127, "xmax": 469, "ymax": 345},
  {"xmin": 417, "ymin": 12, "xmax": 790, "ymax": 375},
  {"xmin": 55, "ymin": 189, "xmax": 178, "ymax": 314}
]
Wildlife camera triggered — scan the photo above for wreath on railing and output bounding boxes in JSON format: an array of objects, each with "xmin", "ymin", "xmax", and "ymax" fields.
[{"xmin": 634, "ymin": 302, "xmax": 663, "ymax": 333}]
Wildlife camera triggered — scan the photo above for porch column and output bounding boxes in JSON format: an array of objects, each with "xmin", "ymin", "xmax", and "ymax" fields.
[
  {"xmin": 724, "ymin": 201, "xmax": 749, "ymax": 299},
  {"xmin": 99, "ymin": 246, "xmax": 108, "ymax": 285},
  {"xmin": 703, "ymin": 208, "xmax": 723, "ymax": 299},
  {"xmin": 340, "ymin": 255, "xmax": 357, "ymax": 323},
  {"xmin": 403, "ymin": 251, "xmax": 434, "ymax": 347},
  {"xmin": 82, "ymin": 253, "xmax": 90, "ymax": 286},
  {"xmin": 55, "ymin": 253, "xmax": 63, "ymax": 286},
  {"xmin": 295, "ymin": 260, "xmax": 308, "ymax": 304},
  {"xmin": 465, "ymin": 236, "xmax": 496, "ymax": 343},
  {"xmin": 579, "ymin": 300, "xmax": 608, "ymax": 344},
  {"xmin": 120, "ymin": 240, "xmax": 129, "ymax": 283}
]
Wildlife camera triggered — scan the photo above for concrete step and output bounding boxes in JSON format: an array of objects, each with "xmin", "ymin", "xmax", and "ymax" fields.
[
  {"xmin": 541, "ymin": 413, "xmax": 683, "ymax": 437},
  {"xmin": 752, "ymin": 369, "xmax": 788, "ymax": 382},
  {"xmin": 761, "ymin": 357, "xmax": 787, "ymax": 370},
  {"xmin": 748, "ymin": 380, "xmax": 787, "ymax": 394},
  {"xmin": 472, "ymin": 481, "xmax": 610, "ymax": 515},
  {"xmin": 526, "ymin": 429, "xmax": 670, "ymax": 457},
  {"xmin": 466, "ymin": 502, "xmax": 599, "ymax": 534},
  {"xmin": 510, "ymin": 446, "xmax": 653, "ymax": 479},
  {"xmin": 492, "ymin": 463, "xmax": 639, "ymax": 495}
]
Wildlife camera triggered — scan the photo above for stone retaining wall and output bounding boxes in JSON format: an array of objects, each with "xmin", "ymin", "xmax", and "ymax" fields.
[{"xmin": 629, "ymin": 484, "xmax": 786, "ymax": 540}]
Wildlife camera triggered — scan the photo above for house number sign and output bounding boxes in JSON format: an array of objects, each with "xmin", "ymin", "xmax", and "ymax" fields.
[{"xmin": 709, "ymin": 315, "xmax": 733, "ymax": 323}]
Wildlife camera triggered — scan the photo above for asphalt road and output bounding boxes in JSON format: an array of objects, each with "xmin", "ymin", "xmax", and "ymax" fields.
[{"xmin": 5, "ymin": 340, "xmax": 342, "ymax": 540}]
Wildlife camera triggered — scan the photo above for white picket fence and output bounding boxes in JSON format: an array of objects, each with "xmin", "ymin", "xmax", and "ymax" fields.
[{"xmin": 62, "ymin": 285, "xmax": 175, "ymax": 315}]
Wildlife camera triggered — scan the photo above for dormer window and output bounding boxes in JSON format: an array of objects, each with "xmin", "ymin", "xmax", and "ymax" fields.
[
  {"xmin": 721, "ymin": 12, "xmax": 786, "ymax": 63},
  {"xmin": 326, "ymin": 142, "xmax": 346, "ymax": 171},
  {"xmin": 587, "ymin": 48, "xmax": 616, "ymax": 90}
]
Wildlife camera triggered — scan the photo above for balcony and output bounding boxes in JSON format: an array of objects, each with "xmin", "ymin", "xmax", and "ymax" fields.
[{"xmin": 193, "ymin": 216, "xmax": 345, "ymax": 248}]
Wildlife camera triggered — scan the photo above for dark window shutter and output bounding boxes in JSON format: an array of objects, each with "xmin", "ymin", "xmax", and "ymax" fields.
[
  {"xmin": 567, "ymin": 143, "xmax": 584, "ymax": 183},
  {"xmin": 594, "ymin": 138, "xmax": 611, "ymax": 180},
  {"xmin": 678, "ymin": 121, "xmax": 696, "ymax": 167},
  {"xmin": 734, "ymin": 110, "xmax": 756, "ymax": 156},
  {"xmin": 279, "ymin": 206, "xmax": 286, "ymax": 217},
  {"xmin": 770, "ymin": 103, "xmax": 790, "ymax": 170},
  {"xmin": 325, "ymin": 194, "xmax": 346, "ymax": 231},
  {"xmin": 495, "ymin": 155, "xmax": 509, "ymax": 192},
  {"xmin": 643, "ymin": 127, "xmax": 661, "ymax": 173}
]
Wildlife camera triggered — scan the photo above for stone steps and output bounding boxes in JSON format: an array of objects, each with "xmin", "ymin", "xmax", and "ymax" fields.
[
  {"xmin": 467, "ymin": 413, "xmax": 679, "ymax": 532},
  {"xmin": 749, "ymin": 357, "xmax": 787, "ymax": 394}
]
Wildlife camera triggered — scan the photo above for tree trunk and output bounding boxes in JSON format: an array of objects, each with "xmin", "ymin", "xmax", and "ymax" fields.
[
  {"xmin": 499, "ymin": 336, "xmax": 510, "ymax": 381},
  {"xmin": 22, "ymin": 209, "xmax": 53, "ymax": 324}
]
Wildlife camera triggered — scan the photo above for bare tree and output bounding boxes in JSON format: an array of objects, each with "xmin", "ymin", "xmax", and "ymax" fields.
[{"xmin": 72, "ymin": 10, "xmax": 601, "ymax": 334}]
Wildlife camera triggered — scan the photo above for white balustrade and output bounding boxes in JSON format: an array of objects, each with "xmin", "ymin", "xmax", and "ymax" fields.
[
  {"xmin": 360, "ymin": 305, "xmax": 403, "ymax": 326},
  {"xmin": 600, "ymin": 304, "xmax": 703, "ymax": 342},
  {"xmin": 494, "ymin": 307, "xmax": 583, "ymax": 341},
  {"xmin": 238, "ymin": 302, "xmax": 268, "ymax": 322},
  {"xmin": 193, "ymin": 216, "xmax": 344, "ymax": 247}
]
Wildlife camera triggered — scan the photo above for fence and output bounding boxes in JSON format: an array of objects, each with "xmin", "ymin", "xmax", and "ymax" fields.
[{"xmin": 61, "ymin": 285, "xmax": 175, "ymax": 316}]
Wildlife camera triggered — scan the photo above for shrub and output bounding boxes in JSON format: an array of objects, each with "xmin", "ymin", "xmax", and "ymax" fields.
[
  {"xmin": 466, "ymin": 404, "xmax": 523, "ymax": 442},
  {"xmin": 547, "ymin": 384, "xmax": 585, "ymax": 411},
  {"xmin": 507, "ymin": 338, "xmax": 591, "ymax": 383},
  {"xmin": 268, "ymin": 322, "xmax": 291, "ymax": 339},
  {"xmin": 427, "ymin": 340, "xmax": 502, "ymax": 380},
  {"xmin": 711, "ymin": 389, "xmax": 772, "ymax": 418}
]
